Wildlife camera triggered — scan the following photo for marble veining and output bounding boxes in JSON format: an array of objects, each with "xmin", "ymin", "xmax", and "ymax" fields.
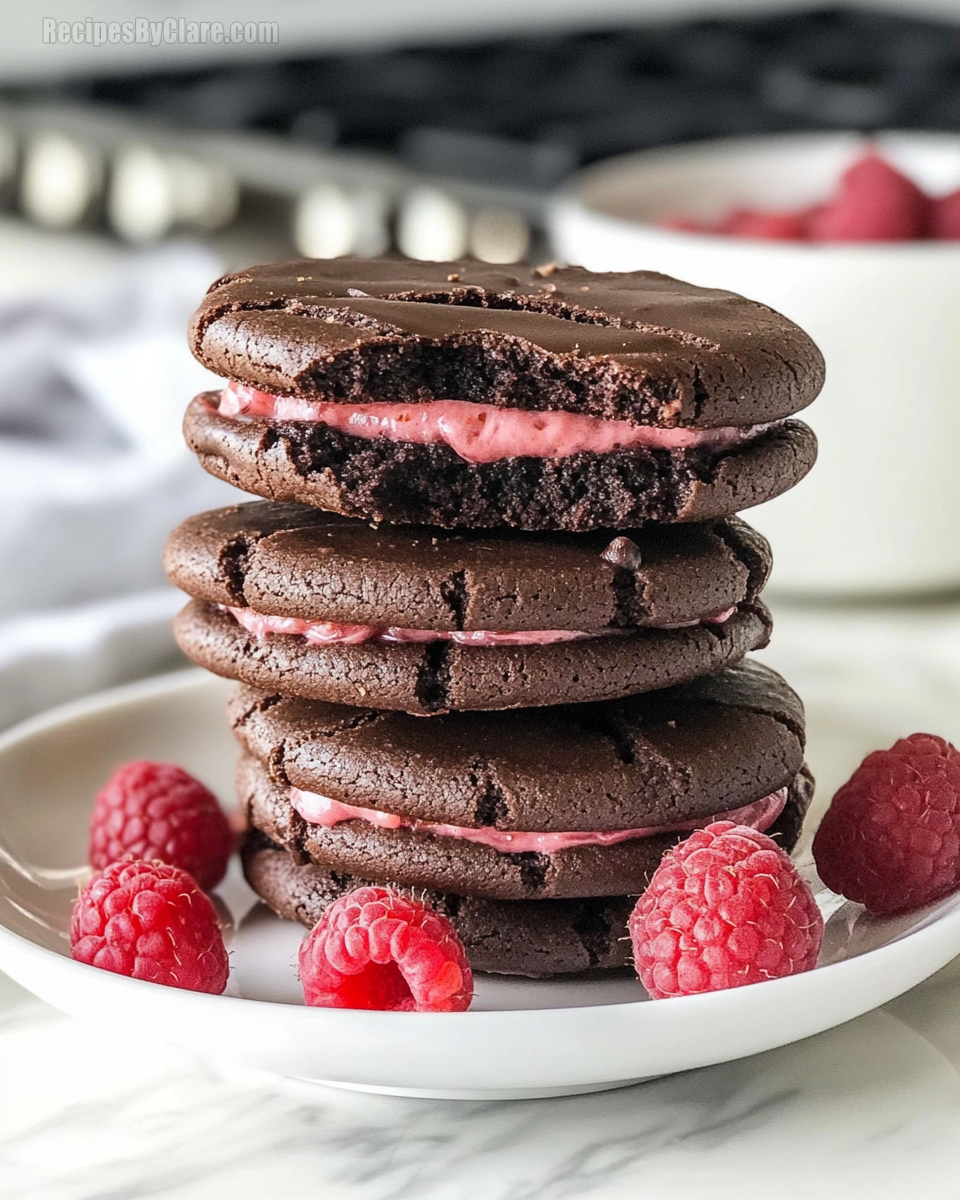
[{"xmin": 5, "ymin": 954, "xmax": 960, "ymax": 1200}]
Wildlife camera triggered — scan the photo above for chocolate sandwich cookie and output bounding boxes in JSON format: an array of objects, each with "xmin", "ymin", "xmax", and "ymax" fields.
[
  {"xmin": 184, "ymin": 259, "xmax": 822, "ymax": 531},
  {"xmin": 241, "ymin": 830, "xmax": 635, "ymax": 977},
  {"xmin": 238, "ymin": 753, "xmax": 812, "ymax": 901},
  {"xmin": 228, "ymin": 659, "xmax": 811, "ymax": 900},
  {"xmin": 167, "ymin": 503, "xmax": 773, "ymax": 713}
]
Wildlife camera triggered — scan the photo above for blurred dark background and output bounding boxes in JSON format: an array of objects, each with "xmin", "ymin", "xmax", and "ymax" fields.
[{"xmin": 4, "ymin": 5, "xmax": 960, "ymax": 263}]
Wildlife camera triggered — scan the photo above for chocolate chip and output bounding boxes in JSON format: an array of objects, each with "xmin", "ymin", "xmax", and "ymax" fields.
[{"xmin": 601, "ymin": 536, "xmax": 643, "ymax": 570}]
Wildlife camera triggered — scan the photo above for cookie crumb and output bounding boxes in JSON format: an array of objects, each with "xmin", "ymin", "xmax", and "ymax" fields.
[
  {"xmin": 446, "ymin": 273, "xmax": 460, "ymax": 282},
  {"xmin": 534, "ymin": 262, "xmax": 559, "ymax": 277}
]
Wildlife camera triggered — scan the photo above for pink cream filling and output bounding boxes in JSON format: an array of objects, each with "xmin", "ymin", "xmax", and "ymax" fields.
[
  {"xmin": 290, "ymin": 786, "xmax": 789, "ymax": 854},
  {"xmin": 225, "ymin": 605, "xmax": 736, "ymax": 646},
  {"xmin": 219, "ymin": 381, "xmax": 763, "ymax": 464}
]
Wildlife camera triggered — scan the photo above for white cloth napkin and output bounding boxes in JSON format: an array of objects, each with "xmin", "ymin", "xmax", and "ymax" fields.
[
  {"xmin": 0, "ymin": 588, "xmax": 186, "ymax": 730},
  {"xmin": 0, "ymin": 242, "xmax": 245, "ymax": 726},
  {"xmin": 0, "ymin": 241, "xmax": 241, "ymax": 618}
]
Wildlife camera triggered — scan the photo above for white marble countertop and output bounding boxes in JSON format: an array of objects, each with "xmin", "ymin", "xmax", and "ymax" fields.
[
  {"xmin": 6, "ymin": 599, "xmax": 960, "ymax": 1198},
  {"xmin": 6, "ymin": 953, "xmax": 960, "ymax": 1200}
]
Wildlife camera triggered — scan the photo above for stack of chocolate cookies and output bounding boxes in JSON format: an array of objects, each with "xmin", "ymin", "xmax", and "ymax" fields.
[{"xmin": 165, "ymin": 260, "xmax": 823, "ymax": 978}]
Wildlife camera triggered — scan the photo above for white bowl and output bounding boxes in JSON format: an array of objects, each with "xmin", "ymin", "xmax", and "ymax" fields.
[{"xmin": 550, "ymin": 132, "xmax": 960, "ymax": 596}]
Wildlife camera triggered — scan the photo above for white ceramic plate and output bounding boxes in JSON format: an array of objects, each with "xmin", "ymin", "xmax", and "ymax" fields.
[{"xmin": 2, "ymin": 667, "xmax": 960, "ymax": 1100}]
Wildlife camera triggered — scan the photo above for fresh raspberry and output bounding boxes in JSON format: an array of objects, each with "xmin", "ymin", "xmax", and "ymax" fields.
[
  {"xmin": 809, "ymin": 151, "xmax": 930, "ymax": 241},
  {"xmin": 719, "ymin": 208, "xmax": 807, "ymax": 240},
  {"xmin": 629, "ymin": 821, "xmax": 823, "ymax": 999},
  {"xmin": 813, "ymin": 733, "xmax": 960, "ymax": 916},
  {"xmin": 89, "ymin": 761, "xmax": 233, "ymax": 891},
  {"xmin": 71, "ymin": 859, "xmax": 229, "ymax": 993},
  {"xmin": 298, "ymin": 886, "xmax": 473, "ymax": 1011},
  {"xmin": 797, "ymin": 202, "xmax": 827, "ymax": 231},
  {"xmin": 659, "ymin": 214, "xmax": 711, "ymax": 233},
  {"xmin": 932, "ymin": 188, "xmax": 960, "ymax": 239}
]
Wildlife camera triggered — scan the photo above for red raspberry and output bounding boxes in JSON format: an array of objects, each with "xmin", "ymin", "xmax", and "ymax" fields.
[
  {"xmin": 298, "ymin": 886, "xmax": 473, "ymax": 1012},
  {"xmin": 932, "ymin": 188, "xmax": 960, "ymax": 239},
  {"xmin": 719, "ymin": 208, "xmax": 807, "ymax": 240},
  {"xmin": 71, "ymin": 859, "xmax": 229, "ymax": 993},
  {"xmin": 659, "ymin": 214, "xmax": 712, "ymax": 233},
  {"xmin": 629, "ymin": 822, "xmax": 823, "ymax": 999},
  {"xmin": 813, "ymin": 733, "xmax": 960, "ymax": 916},
  {"xmin": 809, "ymin": 150, "xmax": 930, "ymax": 241},
  {"xmin": 89, "ymin": 761, "xmax": 233, "ymax": 891}
]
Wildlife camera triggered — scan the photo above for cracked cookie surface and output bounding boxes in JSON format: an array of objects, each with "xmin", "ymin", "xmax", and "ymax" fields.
[{"xmin": 165, "ymin": 502, "xmax": 771, "ymax": 630}]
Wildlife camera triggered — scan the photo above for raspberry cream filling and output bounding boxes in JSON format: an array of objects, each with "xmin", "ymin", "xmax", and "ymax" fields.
[
  {"xmin": 290, "ymin": 786, "xmax": 789, "ymax": 854},
  {"xmin": 219, "ymin": 381, "xmax": 767, "ymax": 465},
  {"xmin": 225, "ymin": 605, "xmax": 736, "ymax": 646}
]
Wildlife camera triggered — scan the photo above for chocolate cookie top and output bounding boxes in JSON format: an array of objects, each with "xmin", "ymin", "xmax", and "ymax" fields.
[
  {"xmin": 165, "ymin": 501, "xmax": 771, "ymax": 630},
  {"xmin": 228, "ymin": 658, "xmax": 805, "ymax": 832},
  {"xmin": 189, "ymin": 259, "xmax": 824, "ymax": 428}
]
